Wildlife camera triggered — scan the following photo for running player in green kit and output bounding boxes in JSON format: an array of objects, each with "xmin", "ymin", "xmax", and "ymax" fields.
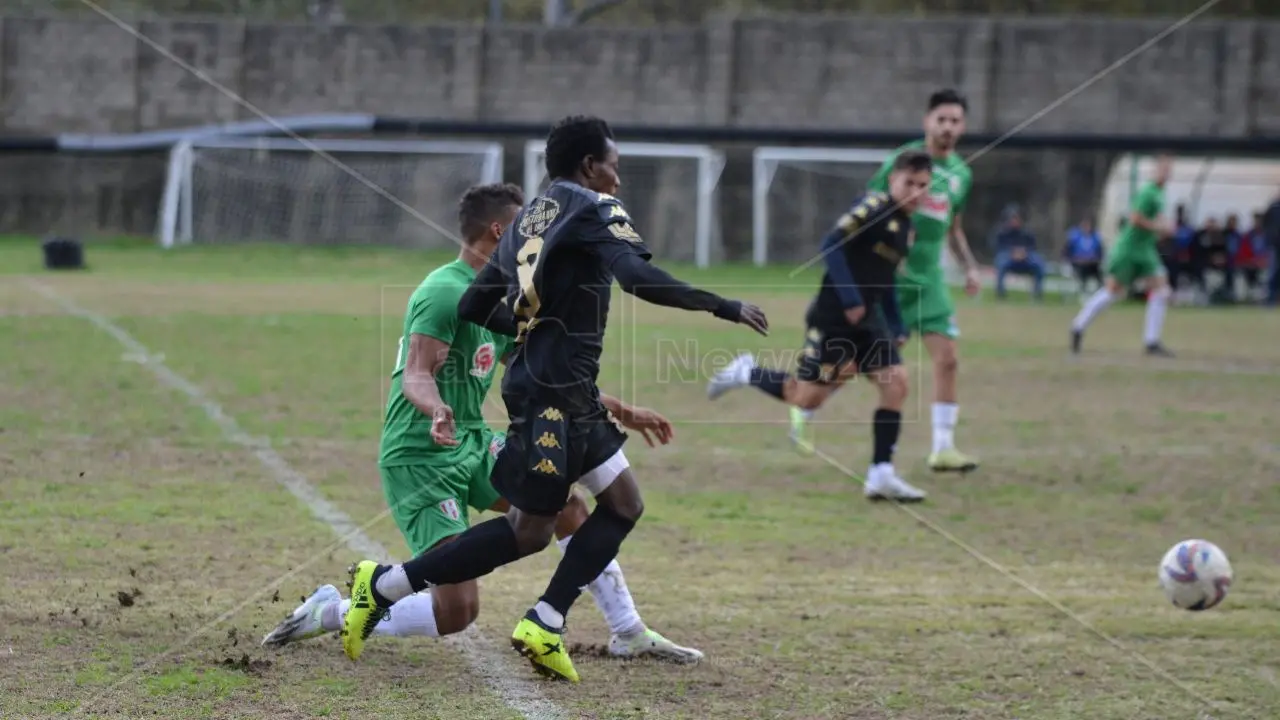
[
  {"xmin": 789, "ymin": 89, "xmax": 982, "ymax": 473},
  {"xmin": 1070, "ymin": 154, "xmax": 1176, "ymax": 356},
  {"xmin": 262, "ymin": 183, "xmax": 703, "ymax": 664}
]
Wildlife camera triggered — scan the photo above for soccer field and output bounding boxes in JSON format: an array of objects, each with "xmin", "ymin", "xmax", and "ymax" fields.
[{"xmin": 3, "ymin": 239, "xmax": 1279, "ymax": 720}]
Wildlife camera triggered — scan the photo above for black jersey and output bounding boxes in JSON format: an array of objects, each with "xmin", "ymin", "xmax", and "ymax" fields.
[
  {"xmin": 456, "ymin": 181, "xmax": 646, "ymax": 413},
  {"xmin": 459, "ymin": 180, "xmax": 740, "ymax": 414},
  {"xmin": 811, "ymin": 191, "xmax": 912, "ymax": 332}
]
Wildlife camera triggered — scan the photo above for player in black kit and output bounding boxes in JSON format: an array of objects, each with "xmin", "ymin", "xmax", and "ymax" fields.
[
  {"xmin": 708, "ymin": 151, "xmax": 934, "ymax": 502},
  {"xmin": 339, "ymin": 115, "xmax": 768, "ymax": 682}
]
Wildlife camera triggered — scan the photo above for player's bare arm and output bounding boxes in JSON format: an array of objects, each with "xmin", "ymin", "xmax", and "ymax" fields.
[
  {"xmin": 600, "ymin": 393, "xmax": 674, "ymax": 447},
  {"xmin": 947, "ymin": 213, "xmax": 982, "ymax": 295},
  {"xmin": 401, "ymin": 333, "xmax": 458, "ymax": 446}
]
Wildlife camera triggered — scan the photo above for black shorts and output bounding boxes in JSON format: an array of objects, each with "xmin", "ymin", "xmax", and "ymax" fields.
[
  {"xmin": 796, "ymin": 322, "xmax": 900, "ymax": 383},
  {"xmin": 1074, "ymin": 262, "xmax": 1102, "ymax": 281},
  {"xmin": 490, "ymin": 392, "xmax": 628, "ymax": 516}
]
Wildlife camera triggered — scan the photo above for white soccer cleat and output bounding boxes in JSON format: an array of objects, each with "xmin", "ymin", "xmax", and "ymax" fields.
[
  {"xmin": 864, "ymin": 467, "xmax": 926, "ymax": 503},
  {"xmin": 706, "ymin": 353, "xmax": 755, "ymax": 400},
  {"xmin": 261, "ymin": 584, "xmax": 341, "ymax": 648},
  {"xmin": 608, "ymin": 628, "xmax": 704, "ymax": 664}
]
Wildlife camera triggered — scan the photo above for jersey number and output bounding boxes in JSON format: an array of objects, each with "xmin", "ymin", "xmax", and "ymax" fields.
[
  {"xmin": 512, "ymin": 236, "xmax": 543, "ymax": 341},
  {"xmin": 394, "ymin": 335, "xmax": 406, "ymax": 371}
]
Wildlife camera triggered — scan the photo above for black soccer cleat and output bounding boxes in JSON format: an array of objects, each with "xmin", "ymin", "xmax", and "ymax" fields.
[
  {"xmin": 1070, "ymin": 329, "xmax": 1083, "ymax": 354},
  {"xmin": 1145, "ymin": 343, "xmax": 1175, "ymax": 358}
]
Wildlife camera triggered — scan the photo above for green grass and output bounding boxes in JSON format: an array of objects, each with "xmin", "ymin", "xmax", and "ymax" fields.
[{"xmin": 3, "ymin": 241, "xmax": 1279, "ymax": 719}]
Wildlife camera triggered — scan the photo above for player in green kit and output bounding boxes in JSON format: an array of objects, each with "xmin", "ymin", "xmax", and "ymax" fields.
[
  {"xmin": 1070, "ymin": 154, "xmax": 1175, "ymax": 356},
  {"xmin": 788, "ymin": 89, "xmax": 982, "ymax": 472},
  {"xmin": 262, "ymin": 183, "xmax": 703, "ymax": 664}
]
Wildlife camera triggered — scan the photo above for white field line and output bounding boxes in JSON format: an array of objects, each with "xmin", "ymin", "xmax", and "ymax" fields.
[{"xmin": 28, "ymin": 279, "xmax": 565, "ymax": 720}]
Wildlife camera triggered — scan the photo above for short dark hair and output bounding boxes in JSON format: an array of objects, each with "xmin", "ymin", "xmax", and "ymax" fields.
[
  {"xmin": 458, "ymin": 183, "xmax": 524, "ymax": 242},
  {"xmin": 892, "ymin": 150, "xmax": 933, "ymax": 174},
  {"xmin": 928, "ymin": 88, "xmax": 968, "ymax": 113},
  {"xmin": 545, "ymin": 115, "xmax": 614, "ymax": 180}
]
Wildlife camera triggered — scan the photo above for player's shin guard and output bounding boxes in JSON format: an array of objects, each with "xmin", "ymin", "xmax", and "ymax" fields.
[
  {"xmin": 873, "ymin": 408, "xmax": 902, "ymax": 465},
  {"xmin": 540, "ymin": 505, "xmax": 636, "ymax": 621},
  {"xmin": 748, "ymin": 367, "xmax": 790, "ymax": 400},
  {"xmin": 394, "ymin": 517, "xmax": 521, "ymax": 597}
]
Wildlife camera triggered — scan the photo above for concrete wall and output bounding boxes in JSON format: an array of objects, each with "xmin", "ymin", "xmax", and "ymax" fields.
[{"xmin": 3, "ymin": 14, "xmax": 1277, "ymax": 256}]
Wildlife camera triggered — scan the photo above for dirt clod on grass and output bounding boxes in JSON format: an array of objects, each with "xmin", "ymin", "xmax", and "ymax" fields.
[
  {"xmin": 220, "ymin": 653, "xmax": 272, "ymax": 675},
  {"xmin": 116, "ymin": 588, "xmax": 142, "ymax": 607}
]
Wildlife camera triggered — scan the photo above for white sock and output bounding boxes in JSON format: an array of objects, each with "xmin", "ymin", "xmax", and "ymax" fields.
[
  {"xmin": 797, "ymin": 409, "xmax": 814, "ymax": 422},
  {"xmin": 557, "ymin": 535, "xmax": 645, "ymax": 637},
  {"xmin": 931, "ymin": 402, "xmax": 958, "ymax": 454},
  {"xmin": 533, "ymin": 601, "xmax": 564, "ymax": 630},
  {"xmin": 867, "ymin": 461, "xmax": 895, "ymax": 482},
  {"xmin": 1072, "ymin": 287, "xmax": 1115, "ymax": 331},
  {"xmin": 329, "ymin": 594, "xmax": 442, "ymax": 637},
  {"xmin": 373, "ymin": 564, "xmax": 413, "ymax": 603},
  {"xmin": 1144, "ymin": 286, "xmax": 1169, "ymax": 345}
]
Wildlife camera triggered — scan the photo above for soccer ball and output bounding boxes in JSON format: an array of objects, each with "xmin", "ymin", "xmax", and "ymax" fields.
[{"xmin": 1157, "ymin": 539, "xmax": 1233, "ymax": 611}]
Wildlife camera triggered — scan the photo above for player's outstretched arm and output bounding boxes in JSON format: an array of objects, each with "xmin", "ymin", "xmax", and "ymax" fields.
[
  {"xmin": 458, "ymin": 259, "xmax": 519, "ymax": 337},
  {"xmin": 600, "ymin": 392, "xmax": 673, "ymax": 447},
  {"xmin": 610, "ymin": 252, "xmax": 769, "ymax": 335}
]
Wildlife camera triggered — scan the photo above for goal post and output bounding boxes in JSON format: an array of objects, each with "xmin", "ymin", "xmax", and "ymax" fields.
[
  {"xmin": 523, "ymin": 140, "xmax": 726, "ymax": 268},
  {"xmin": 157, "ymin": 136, "xmax": 504, "ymax": 249},
  {"xmin": 752, "ymin": 146, "xmax": 894, "ymax": 267}
]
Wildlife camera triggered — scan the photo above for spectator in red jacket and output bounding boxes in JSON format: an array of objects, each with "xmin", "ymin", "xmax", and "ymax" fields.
[{"xmin": 1236, "ymin": 211, "xmax": 1270, "ymax": 298}]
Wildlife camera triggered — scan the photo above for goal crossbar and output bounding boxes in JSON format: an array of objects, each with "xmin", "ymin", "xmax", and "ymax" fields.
[
  {"xmin": 522, "ymin": 139, "xmax": 726, "ymax": 268},
  {"xmin": 752, "ymin": 146, "xmax": 892, "ymax": 266},
  {"xmin": 157, "ymin": 136, "xmax": 504, "ymax": 248}
]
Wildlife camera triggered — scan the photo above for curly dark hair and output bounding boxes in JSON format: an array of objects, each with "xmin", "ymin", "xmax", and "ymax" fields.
[
  {"xmin": 544, "ymin": 115, "xmax": 614, "ymax": 180},
  {"xmin": 458, "ymin": 183, "xmax": 524, "ymax": 242}
]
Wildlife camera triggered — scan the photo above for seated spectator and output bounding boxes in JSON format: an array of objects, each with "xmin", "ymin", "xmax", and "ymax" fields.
[
  {"xmin": 1063, "ymin": 216, "xmax": 1105, "ymax": 294},
  {"xmin": 1266, "ymin": 192, "xmax": 1280, "ymax": 306},
  {"xmin": 1236, "ymin": 212, "xmax": 1270, "ymax": 298},
  {"xmin": 991, "ymin": 204, "xmax": 1045, "ymax": 300},
  {"xmin": 1192, "ymin": 216, "xmax": 1233, "ymax": 303}
]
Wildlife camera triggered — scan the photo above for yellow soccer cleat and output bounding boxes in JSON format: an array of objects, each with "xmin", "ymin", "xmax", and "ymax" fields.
[
  {"xmin": 511, "ymin": 614, "xmax": 579, "ymax": 683},
  {"xmin": 341, "ymin": 560, "xmax": 388, "ymax": 662},
  {"xmin": 788, "ymin": 406, "xmax": 815, "ymax": 456},
  {"xmin": 928, "ymin": 447, "xmax": 979, "ymax": 474}
]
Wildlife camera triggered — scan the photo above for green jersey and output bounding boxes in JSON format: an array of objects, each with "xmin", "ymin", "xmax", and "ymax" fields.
[
  {"xmin": 868, "ymin": 140, "xmax": 973, "ymax": 283},
  {"xmin": 378, "ymin": 259, "xmax": 511, "ymax": 467},
  {"xmin": 1115, "ymin": 181, "xmax": 1164, "ymax": 252}
]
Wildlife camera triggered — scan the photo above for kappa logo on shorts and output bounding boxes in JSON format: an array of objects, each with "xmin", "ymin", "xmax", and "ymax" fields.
[
  {"xmin": 438, "ymin": 498, "xmax": 461, "ymax": 521},
  {"xmin": 470, "ymin": 342, "xmax": 496, "ymax": 378},
  {"xmin": 532, "ymin": 458, "xmax": 560, "ymax": 475},
  {"xmin": 539, "ymin": 407, "xmax": 564, "ymax": 422},
  {"xmin": 535, "ymin": 432, "xmax": 561, "ymax": 449}
]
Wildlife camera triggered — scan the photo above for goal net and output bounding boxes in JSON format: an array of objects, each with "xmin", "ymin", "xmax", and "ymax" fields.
[
  {"xmin": 157, "ymin": 137, "xmax": 504, "ymax": 248},
  {"xmin": 523, "ymin": 140, "xmax": 726, "ymax": 267},
  {"xmin": 752, "ymin": 147, "xmax": 897, "ymax": 266}
]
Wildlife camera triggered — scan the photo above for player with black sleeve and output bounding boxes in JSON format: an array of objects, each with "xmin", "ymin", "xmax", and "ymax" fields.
[
  {"xmin": 339, "ymin": 115, "xmax": 768, "ymax": 682},
  {"xmin": 708, "ymin": 151, "xmax": 934, "ymax": 502}
]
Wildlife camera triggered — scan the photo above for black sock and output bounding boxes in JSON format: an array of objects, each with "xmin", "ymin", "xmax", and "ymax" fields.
[
  {"xmin": 399, "ymin": 516, "xmax": 521, "ymax": 593},
  {"xmin": 872, "ymin": 408, "xmax": 901, "ymax": 465},
  {"xmin": 749, "ymin": 367, "xmax": 790, "ymax": 400},
  {"xmin": 539, "ymin": 504, "xmax": 636, "ymax": 618}
]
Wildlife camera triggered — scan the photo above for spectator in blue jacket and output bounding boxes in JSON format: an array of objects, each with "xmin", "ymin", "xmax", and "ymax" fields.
[
  {"xmin": 992, "ymin": 204, "xmax": 1045, "ymax": 300},
  {"xmin": 1063, "ymin": 216, "xmax": 1105, "ymax": 294}
]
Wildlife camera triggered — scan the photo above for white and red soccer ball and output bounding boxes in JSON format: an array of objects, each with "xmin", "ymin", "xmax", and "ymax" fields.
[{"xmin": 1158, "ymin": 539, "xmax": 1233, "ymax": 611}]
